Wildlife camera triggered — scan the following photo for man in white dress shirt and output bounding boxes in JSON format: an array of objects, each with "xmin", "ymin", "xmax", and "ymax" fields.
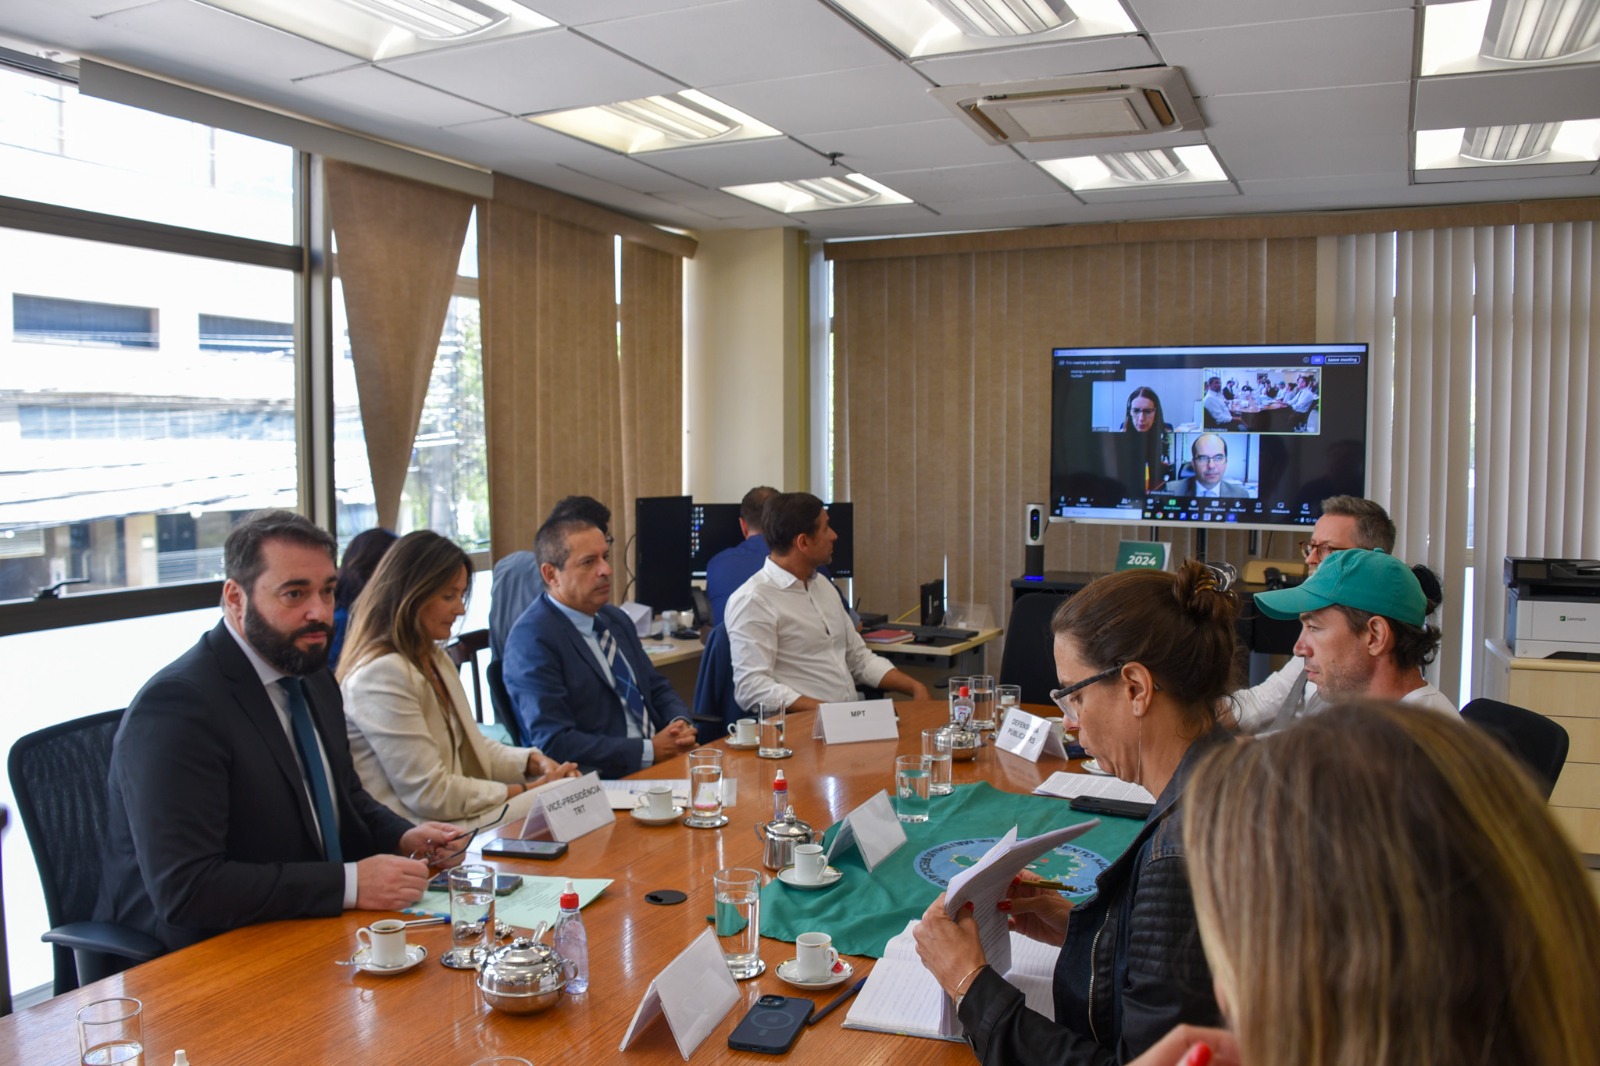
[{"xmin": 726, "ymin": 492, "xmax": 930, "ymax": 712}]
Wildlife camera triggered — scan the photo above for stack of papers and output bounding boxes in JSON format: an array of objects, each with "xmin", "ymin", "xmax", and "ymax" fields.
[{"xmin": 1032, "ymin": 773, "xmax": 1155, "ymax": 804}]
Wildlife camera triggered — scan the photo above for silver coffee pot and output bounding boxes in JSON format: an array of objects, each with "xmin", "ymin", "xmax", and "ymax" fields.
[{"xmin": 754, "ymin": 808, "xmax": 814, "ymax": 870}]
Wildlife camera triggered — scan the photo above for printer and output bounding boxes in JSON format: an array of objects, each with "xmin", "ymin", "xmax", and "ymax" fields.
[{"xmin": 1504, "ymin": 557, "xmax": 1600, "ymax": 658}]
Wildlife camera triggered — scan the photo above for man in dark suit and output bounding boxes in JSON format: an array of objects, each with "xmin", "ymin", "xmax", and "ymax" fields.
[
  {"xmin": 704, "ymin": 485, "xmax": 777, "ymax": 627},
  {"xmin": 1165, "ymin": 434, "xmax": 1253, "ymax": 498},
  {"xmin": 96, "ymin": 510, "xmax": 462, "ymax": 954},
  {"xmin": 502, "ymin": 513, "xmax": 697, "ymax": 777}
]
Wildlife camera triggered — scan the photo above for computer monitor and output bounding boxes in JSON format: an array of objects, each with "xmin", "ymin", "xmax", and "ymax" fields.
[
  {"xmin": 825, "ymin": 501, "xmax": 853, "ymax": 578},
  {"xmin": 634, "ymin": 496, "xmax": 693, "ymax": 611},
  {"xmin": 690, "ymin": 503, "xmax": 744, "ymax": 578}
]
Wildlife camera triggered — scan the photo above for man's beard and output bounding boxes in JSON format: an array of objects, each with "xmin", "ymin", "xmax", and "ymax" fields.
[{"xmin": 244, "ymin": 600, "xmax": 334, "ymax": 676}]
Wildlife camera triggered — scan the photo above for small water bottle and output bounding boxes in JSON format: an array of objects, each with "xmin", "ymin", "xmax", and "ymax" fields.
[
  {"xmin": 950, "ymin": 685, "xmax": 974, "ymax": 728},
  {"xmin": 553, "ymin": 880, "xmax": 589, "ymax": 995},
  {"xmin": 771, "ymin": 769, "xmax": 789, "ymax": 822}
]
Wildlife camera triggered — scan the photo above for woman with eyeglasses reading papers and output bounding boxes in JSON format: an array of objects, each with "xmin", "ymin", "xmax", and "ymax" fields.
[
  {"xmin": 913, "ymin": 560, "xmax": 1237, "ymax": 1066},
  {"xmin": 338, "ymin": 530, "xmax": 578, "ymax": 829}
]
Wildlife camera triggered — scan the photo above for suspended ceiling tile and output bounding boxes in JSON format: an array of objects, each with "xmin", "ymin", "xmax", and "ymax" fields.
[
  {"xmin": 555, "ymin": 155, "xmax": 710, "ymax": 196},
  {"xmin": 1204, "ymin": 84, "xmax": 1410, "ymax": 180},
  {"xmin": 291, "ymin": 66, "xmax": 502, "ymax": 127},
  {"xmin": 580, "ymin": 0, "xmax": 893, "ymax": 86},
  {"xmin": 1153, "ymin": 10, "xmax": 1414, "ymax": 98},
  {"xmin": 378, "ymin": 28, "xmax": 676, "ymax": 115},
  {"xmin": 1415, "ymin": 66, "xmax": 1600, "ymax": 129},
  {"xmin": 643, "ymin": 137, "xmax": 833, "ymax": 185},
  {"xmin": 873, "ymin": 159, "xmax": 1065, "ymax": 201},
  {"xmin": 652, "ymin": 186, "xmax": 788, "ymax": 221},
  {"xmin": 528, "ymin": 0, "xmax": 730, "ymax": 26},
  {"xmin": 710, "ymin": 64, "xmax": 949, "ymax": 137},
  {"xmin": 803, "ymin": 118, "xmax": 1010, "ymax": 173},
  {"xmin": 910, "ymin": 35, "xmax": 1158, "ymax": 86},
  {"xmin": 89, "ymin": 0, "xmax": 358, "ymax": 81},
  {"xmin": 1133, "ymin": 0, "xmax": 1410, "ymax": 34}
]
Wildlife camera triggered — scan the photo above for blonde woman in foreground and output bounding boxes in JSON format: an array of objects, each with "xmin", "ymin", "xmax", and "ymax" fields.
[{"xmin": 1131, "ymin": 700, "xmax": 1600, "ymax": 1066}]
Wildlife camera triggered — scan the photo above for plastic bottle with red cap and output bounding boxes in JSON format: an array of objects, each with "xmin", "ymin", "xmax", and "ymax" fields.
[
  {"xmin": 771, "ymin": 769, "xmax": 789, "ymax": 821},
  {"xmin": 552, "ymin": 879, "xmax": 588, "ymax": 994}
]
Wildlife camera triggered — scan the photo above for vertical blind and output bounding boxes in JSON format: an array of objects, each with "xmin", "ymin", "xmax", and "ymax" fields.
[{"xmin": 1323, "ymin": 223, "xmax": 1600, "ymax": 702}]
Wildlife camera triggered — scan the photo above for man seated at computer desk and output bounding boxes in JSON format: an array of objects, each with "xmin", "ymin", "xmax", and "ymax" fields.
[{"xmin": 726, "ymin": 491, "xmax": 929, "ymax": 712}]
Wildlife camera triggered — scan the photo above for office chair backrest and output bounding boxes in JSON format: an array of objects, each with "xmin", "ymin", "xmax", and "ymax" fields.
[
  {"xmin": 446, "ymin": 628, "xmax": 491, "ymax": 723},
  {"xmin": 485, "ymin": 659, "xmax": 521, "ymax": 745},
  {"xmin": 7, "ymin": 709, "xmax": 125, "ymax": 992},
  {"xmin": 691, "ymin": 625, "xmax": 742, "ymax": 744},
  {"xmin": 1459, "ymin": 697, "xmax": 1570, "ymax": 800},
  {"xmin": 999, "ymin": 593, "xmax": 1064, "ymax": 706}
]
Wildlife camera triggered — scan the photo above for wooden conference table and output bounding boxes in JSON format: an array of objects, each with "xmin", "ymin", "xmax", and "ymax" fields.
[{"xmin": 0, "ymin": 703, "xmax": 1080, "ymax": 1066}]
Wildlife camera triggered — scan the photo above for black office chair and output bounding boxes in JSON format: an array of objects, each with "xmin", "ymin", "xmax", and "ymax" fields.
[
  {"xmin": 445, "ymin": 628, "xmax": 492, "ymax": 723},
  {"xmin": 485, "ymin": 660, "xmax": 523, "ymax": 746},
  {"xmin": 691, "ymin": 625, "xmax": 742, "ymax": 744},
  {"xmin": 998, "ymin": 592, "xmax": 1065, "ymax": 706},
  {"xmin": 8, "ymin": 710, "xmax": 164, "ymax": 994},
  {"xmin": 1459, "ymin": 698, "xmax": 1570, "ymax": 800}
]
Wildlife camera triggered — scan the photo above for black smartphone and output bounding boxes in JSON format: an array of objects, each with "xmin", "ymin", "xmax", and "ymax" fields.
[
  {"xmin": 728, "ymin": 994, "xmax": 813, "ymax": 1054},
  {"xmin": 428, "ymin": 872, "xmax": 524, "ymax": 894},
  {"xmin": 480, "ymin": 839, "xmax": 569, "ymax": 860},
  {"xmin": 1069, "ymin": 795, "xmax": 1154, "ymax": 821}
]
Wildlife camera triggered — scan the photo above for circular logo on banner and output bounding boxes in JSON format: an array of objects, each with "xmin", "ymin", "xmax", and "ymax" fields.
[{"xmin": 914, "ymin": 838, "xmax": 1108, "ymax": 896}]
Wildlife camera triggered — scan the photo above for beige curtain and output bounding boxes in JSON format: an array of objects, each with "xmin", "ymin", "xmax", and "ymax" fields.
[
  {"xmin": 1326, "ymin": 223, "xmax": 1600, "ymax": 703},
  {"xmin": 619, "ymin": 241, "xmax": 685, "ymax": 512},
  {"xmin": 832, "ymin": 239, "xmax": 1319, "ymax": 650},
  {"xmin": 323, "ymin": 160, "xmax": 475, "ymax": 529}
]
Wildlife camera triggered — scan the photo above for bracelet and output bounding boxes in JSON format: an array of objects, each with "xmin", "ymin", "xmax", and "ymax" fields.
[{"xmin": 952, "ymin": 963, "xmax": 987, "ymax": 998}]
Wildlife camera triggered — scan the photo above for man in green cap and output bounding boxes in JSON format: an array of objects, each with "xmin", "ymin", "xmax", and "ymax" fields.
[{"xmin": 1252, "ymin": 547, "xmax": 1456, "ymax": 721}]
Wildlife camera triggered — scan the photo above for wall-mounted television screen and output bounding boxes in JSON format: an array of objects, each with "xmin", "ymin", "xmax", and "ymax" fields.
[{"xmin": 1049, "ymin": 343, "xmax": 1369, "ymax": 533}]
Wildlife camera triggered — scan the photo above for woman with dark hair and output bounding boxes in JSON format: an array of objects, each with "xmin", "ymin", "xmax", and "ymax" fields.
[
  {"xmin": 914, "ymin": 561, "xmax": 1238, "ymax": 1066},
  {"xmin": 330, "ymin": 527, "xmax": 397, "ymax": 669},
  {"xmin": 1120, "ymin": 386, "xmax": 1173, "ymax": 491},
  {"xmin": 1121, "ymin": 386, "xmax": 1166, "ymax": 433},
  {"xmin": 338, "ymin": 530, "xmax": 577, "ymax": 826}
]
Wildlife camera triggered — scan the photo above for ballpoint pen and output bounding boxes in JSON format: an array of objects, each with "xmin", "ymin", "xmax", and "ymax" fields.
[{"xmin": 808, "ymin": 976, "xmax": 867, "ymax": 1025}]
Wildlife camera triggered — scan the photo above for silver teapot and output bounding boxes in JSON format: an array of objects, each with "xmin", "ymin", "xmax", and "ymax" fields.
[
  {"xmin": 476, "ymin": 923, "xmax": 574, "ymax": 1015},
  {"xmin": 754, "ymin": 809, "xmax": 814, "ymax": 870}
]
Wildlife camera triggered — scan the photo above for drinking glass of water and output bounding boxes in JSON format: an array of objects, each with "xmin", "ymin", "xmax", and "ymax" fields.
[
  {"xmin": 998, "ymin": 684, "xmax": 1022, "ymax": 719},
  {"xmin": 443, "ymin": 863, "xmax": 495, "ymax": 969},
  {"xmin": 713, "ymin": 867, "xmax": 765, "ymax": 979},
  {"xmin": 894, "ymin": 754, "xmax": 932, "ymax": 823},
  {"xmin": 77, "ymin": 997, "xmax": 141, "ymax": 1066},
  {"xmin": 685, "ymin": 748, "xmax": 728, "ymax": 828},
  {"xmin": 921, "ymin": 727, "xmax": 954, "ymax": 796},
  {"xmin": 968, "ymin": 674, "xmax": 996, "ymax": 731},
  {"xmin": 756, "ymin": 699, "xmax": 791, "ymax": 759}
]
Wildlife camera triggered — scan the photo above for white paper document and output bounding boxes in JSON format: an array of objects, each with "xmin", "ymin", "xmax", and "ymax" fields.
[
  {"xmin": 942, "ymin": 821, "xmax": 1098, "ymax": 977},
  {"xmin": 1032, "ymin": 773, "xmax": 1155, "ymax": 804},
  {"xmin": 843, "ymin": 922, "xmax": 1060, "ymax": 1042},
  {"xmin": 619, "ymin": 928, "xmax": 740, "ymax": 1060},
  {"xmin": 825, "ymin": 789, "xmax": 906, "ymax": 871},
  {"xmin": 816, "ymin": 699, "xmax": 899, "ymax": 744}
]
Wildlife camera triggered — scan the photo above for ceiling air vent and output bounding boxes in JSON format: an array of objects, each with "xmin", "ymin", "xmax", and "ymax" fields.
[{"xmin": 931, "ymin": 68, "xmax": 1203, "ymax": 146}]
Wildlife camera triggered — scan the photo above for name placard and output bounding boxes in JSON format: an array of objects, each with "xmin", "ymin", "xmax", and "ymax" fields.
[
  {"xmin": 824, "ymin": 789, "xmax": 905, "ymax": 872},
  {"xmin": 817, "ymin": 699, "xmax": 899, "ymax": 744},
  {"xmin": 619, "ymin": 928, "xmax": 739, "ymax": 1060},
  {"xmin": 994, "ymin": 707, "xmax": 1068, "ymax": 764},
  {"xmin": 537, "ymin": 772, "xmax": 613, "ymax": 842}
]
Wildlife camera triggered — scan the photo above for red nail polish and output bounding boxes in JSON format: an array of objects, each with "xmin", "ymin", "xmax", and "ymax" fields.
[
  {"xmin": 997, "ymin": 900, "xmax": 1012, "ymax": 912},
  {"xmin": 963, "ymin": 901, "xmax": 974, "ymax": 912},
  {"xmin": 1182, "ymin": 1042, "xmax": 1213, "ymax": 1066}
]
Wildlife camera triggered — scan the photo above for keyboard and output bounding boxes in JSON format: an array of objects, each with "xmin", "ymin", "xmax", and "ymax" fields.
[{"xmin": 897, "ymin": 624, "xmax": 981, "ymax": 646}]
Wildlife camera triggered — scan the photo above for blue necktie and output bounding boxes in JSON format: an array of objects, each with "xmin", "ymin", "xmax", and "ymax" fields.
[
  {"xmin": 279, "ymin": 677, "xmax": 342, "ymax": 863},
  {"xmin": 597, "ymin": 625, "xmax": 652, "ymax": 737}
]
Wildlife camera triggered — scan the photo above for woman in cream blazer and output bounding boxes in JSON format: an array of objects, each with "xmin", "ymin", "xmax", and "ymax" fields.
[{"xmin": 338, "ymin": 530, "xmax": 576, "ymax": 827}]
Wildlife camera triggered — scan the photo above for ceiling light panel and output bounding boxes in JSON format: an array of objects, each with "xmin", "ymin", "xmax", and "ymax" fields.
[
  {"xmin": 721, "ymin": 172, "xmax": 913, "ymax": 213},
  {"xmin": 197, "ymin": 0, "xmax": 556, "ymax": 61},
  {"xmin": 828, "ymin": 0, "xmax": 1134, "ymax": 58},
  {"xmin": 529, "ymin": 91, "xmax": 781, "ymax": 154},
  {"xmin": 1036, "ymin": 144, "xmax": 1229, "ymax": 191},
  {"xmin": 1421, "ymin": 0, "xmax": 1600, "ymax": 76},
  {"xmin": 1415, "ymin": 119, "xmax": 1600, "ymax": 169}
]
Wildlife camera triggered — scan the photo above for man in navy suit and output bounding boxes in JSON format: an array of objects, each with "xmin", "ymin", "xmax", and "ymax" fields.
[
  {"xmin": 503, "ymin": 513, "xmax": 697, "ymax": 777},
  {"xmin": 704, "ymin": 484, "xmax": 777, "ymax": 627},
  {"xmin": 96, "ymin": 510, "xmax": 462, "ymax": 954}
]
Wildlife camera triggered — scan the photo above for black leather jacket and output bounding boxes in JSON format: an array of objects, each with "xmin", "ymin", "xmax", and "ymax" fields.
[{"xmin": 956, "ymin": 728, "xmax": 1228, "ymax": 1065}]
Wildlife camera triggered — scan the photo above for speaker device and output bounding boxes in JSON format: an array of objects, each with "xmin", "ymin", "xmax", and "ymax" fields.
[{"xmin": 1023, "ymin": 503, "xmax": 1046, "ymax": 579}]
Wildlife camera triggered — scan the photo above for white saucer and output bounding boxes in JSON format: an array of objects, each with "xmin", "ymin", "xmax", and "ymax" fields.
[
  {"xmin": 631, "ymin": 804, "xmax": 685, "ymax": 826},
  {"xmin": 777, "ymin": 865, "xmax": 842, "ymax": 891},
  {"xmin": 776, "ymin": 958, "xmax": 854, "ymax": 990},
  {"xmin": 725, "ymin": 739, "xmax": 759, "ymax": 750},
  {"xmin": 1082, "ymin": 758, "xmax": 1112, "ymax": 776},
  {"xmin": 350, "ymin": 944, "xmax": 427, "ymax": 974}
]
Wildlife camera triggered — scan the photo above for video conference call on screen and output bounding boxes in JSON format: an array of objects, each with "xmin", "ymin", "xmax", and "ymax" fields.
[{"xmin": 1049, "ymin": 343, "xmax": 1370, "ymax": 533}]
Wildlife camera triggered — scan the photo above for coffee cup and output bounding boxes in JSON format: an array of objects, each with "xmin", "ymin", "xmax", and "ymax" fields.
[
  {"xmin": 356, "ymin": 918, "xmax": 408, "ymax": 968},
  {"xmin": 636, "ymin": 783, "xmax": 675, "ymax": 818},
  {"xmin": 795, "ymin": 931, "xmax": 841, "ymax": 982},
  {"xmin": 791, "ymin": 842, "xmax": 827, "ymax": 884},
  {"xmin": 727, "ymin": 718, "xmax": 758, "ymax": 744}
]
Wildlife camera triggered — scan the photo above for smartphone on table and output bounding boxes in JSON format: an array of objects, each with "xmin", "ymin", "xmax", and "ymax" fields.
[
  {"xmin": 728, "ymin": 995, "xmax": 813, "ymax": 1054},
  {"xmin": 480, "ymin": 838, "xmax": 569, "ymax": 861}
]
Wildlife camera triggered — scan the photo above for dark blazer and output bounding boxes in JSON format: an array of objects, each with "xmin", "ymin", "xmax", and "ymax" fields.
[
  {"xmin": 1163, "ymin": 477, "xmax": 1251, "ymax": 498},
  {"xmin": 95, "ymin": 620, "xmax": 413, "ymax": 954},
  {"xmin": 502, "ymin": 594, "xmax": 690, "ymax": 777}
]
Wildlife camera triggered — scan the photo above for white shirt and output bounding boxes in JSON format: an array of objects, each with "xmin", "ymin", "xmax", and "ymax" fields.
[
  {"xmin": 1202, "ymin": 390, "xmax": 1232, "ymax": 425},
  {"xmin": 223, "ymin": 618, "xmax": 359, "ymax": 907},
  {"xmin": 726, "ymin": 557, "xmax": 894, "ymax": 710},
  {"xmin": 1290, "ymin": 387, "xmax": 1318, "ymax": 414},
  {"xmin": 1229, "ymin": 656, "xmax": 1458, "ymax": 733}
]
